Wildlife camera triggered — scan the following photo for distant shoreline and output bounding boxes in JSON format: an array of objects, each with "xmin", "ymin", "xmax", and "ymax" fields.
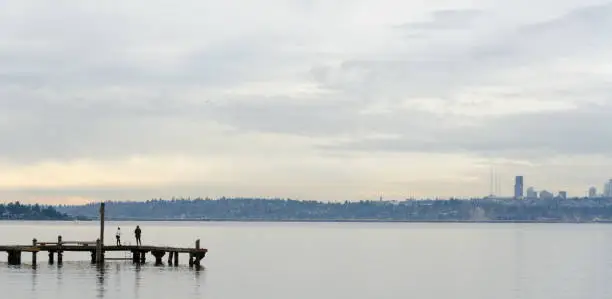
[{"xmin": 27, "ymin": 218, "xmax": 611, "ymax": 224}]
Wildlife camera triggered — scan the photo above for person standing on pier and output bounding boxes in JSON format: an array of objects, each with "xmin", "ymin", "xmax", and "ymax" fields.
[
  {"xmin": 116, "ymin": 227, "xmax": 122, "ymax": 246},
  {"xmin": 134, "ymin": 225, "xmax": 142, "ymax": 246}
]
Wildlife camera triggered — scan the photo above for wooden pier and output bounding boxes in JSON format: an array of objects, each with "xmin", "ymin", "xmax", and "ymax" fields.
[
  {"xmin": 1, "ymin": 203, "xmax": 208, "ymax": 267},
  {"xmin": 0, "ymin": 237, "xmax": 207, "ymax": 267}
]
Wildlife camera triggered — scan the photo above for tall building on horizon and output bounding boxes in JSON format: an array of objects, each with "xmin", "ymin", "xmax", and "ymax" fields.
[
  {"xmin": 514, "ymin": 176, "xmax": 524, "ymax": 199},
  {"xmin": 605, "ymin": 179, "xmax": 612, "ymax": 197},
  {"xmin": 589, "ymin": 186, "xmax": 597, "ymax": 198},
  {"xmin": 526, "ymin": 187, "xmax": 537, "ymax": 199},
  {"xmin": 539, "ymin": 190, "xmax": 553, "ymax": 199}
]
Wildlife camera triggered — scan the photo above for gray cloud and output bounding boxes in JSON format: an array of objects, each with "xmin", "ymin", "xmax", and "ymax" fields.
[
  {"xmin": 322, "ymin": 103, "xmax": 612, "ymax": 159},
  {"xmin": 396, "ymin": 9, "xmax": 482, "ymax": 31},
  {"xmin": 1, "ymin": 0, "xmax": 611, "ymax": 166},
  {"xmin": 312, "ymin": 2, "xmax": 612, "ymax": 101}
]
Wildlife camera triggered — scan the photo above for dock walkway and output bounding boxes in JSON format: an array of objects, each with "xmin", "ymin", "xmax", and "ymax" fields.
[{"xmin": 0, "ymin": 238, "xmax": 207, "ymax": 266}]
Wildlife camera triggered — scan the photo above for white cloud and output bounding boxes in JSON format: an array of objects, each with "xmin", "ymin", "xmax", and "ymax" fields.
[{"xmin": 1, "ymin": 0, "xmax": 612, "ymax": 202}]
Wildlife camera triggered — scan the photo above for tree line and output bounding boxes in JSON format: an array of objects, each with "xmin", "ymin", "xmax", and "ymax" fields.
[
  {"xmin": 0, "ymin": 202, "xmax": 72, "ymax": 220},
  {"xmin": 56, "ymin": 197, "xmax": 612, "ymax": 222}
]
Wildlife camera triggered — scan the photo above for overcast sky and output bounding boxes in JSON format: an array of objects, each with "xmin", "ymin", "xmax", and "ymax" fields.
[{"xmin": 1, "ymin": 0, "xmax": 612, "ymax": 203}]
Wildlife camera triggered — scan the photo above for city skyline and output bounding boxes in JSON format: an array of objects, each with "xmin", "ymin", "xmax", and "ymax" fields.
[
  {"xmin": 2, "ymin": 0, "xmax": 612, "ymax": 204},
  {"xmin": 487, "ymin": 175, "xmax": 612, "ymax": 199}
]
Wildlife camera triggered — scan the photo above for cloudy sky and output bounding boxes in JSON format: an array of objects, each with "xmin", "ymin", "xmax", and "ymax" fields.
[{"xmin": 1, "ymin": 0, "xmax": 612, "ymax": 203}]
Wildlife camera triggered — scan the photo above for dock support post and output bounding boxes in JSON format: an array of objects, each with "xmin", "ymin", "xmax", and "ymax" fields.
[
  {"xmin": 152, "ymin": 251, "xmax": 165, "ymax": 265},
  {"xmin": 140, "ymin": 251, "xmax": 146, "ymax": 264},
  {"xmin": 7, "ymin": 250, "xmax": 22, "ymax": 265},
  {"xmin": 57, "ymin": 235, "xmax": 63, "ymax": 265},
  {"xmin": 193, "ymin": 253, "xmax": 205, "ymax": 268},
  {"xmin": 91, "ymin": 251, "xmax": 96, "ymax": 264},
  {"xmin": 189, "ymin": 253, "xmax": 194, "ymax": 267},
  {"xmin": 173, "ymin": 251, "xmax": 178, "ymax": 266},
  {"xmin": 167, "ymin": 251, "xmax": 173, "ymax": 265},
  {"xmin": 192, "ymin": 239, "xmax": 203, "ymax": 267},
  {"xmin": 48, "ymin": 251, "xmax": 54, "ymax": 264},
  {"xmin": 96, "ymin": 202, "xmax": 105, "ymax": 265},
  {"xmin": 96, "ymin": 238, "xmax": 104, "ymax": 265},
  {"xmin": 32, "ymin": 238, "xmax": 37, "ymax": 266}
]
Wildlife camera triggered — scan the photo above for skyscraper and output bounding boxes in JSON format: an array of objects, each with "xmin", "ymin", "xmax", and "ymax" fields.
[
  {"xmin": 589, "ymin": 187, "xmax": 597, "ymax": 198},
  {"xmin": 604, "ymin": 180, "xmax": 612, "ymax": 197},
  {"xmin": 514, "ymin": 176, "xmax": 524, "ymax": 199}
]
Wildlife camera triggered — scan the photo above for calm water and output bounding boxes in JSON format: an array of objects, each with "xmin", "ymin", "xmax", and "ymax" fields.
[{"xmin": 2, "ymin": 221, "xmax": 612, "ymax": 299}]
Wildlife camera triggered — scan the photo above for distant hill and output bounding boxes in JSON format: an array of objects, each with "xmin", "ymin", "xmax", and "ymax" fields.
[
  {"xmin": 56, "ymin": 197, "xmax": 612, "ymax": 222},
  {"xmin": 0, "ymin": 202, "xmax": 74, "ymax": 220}
]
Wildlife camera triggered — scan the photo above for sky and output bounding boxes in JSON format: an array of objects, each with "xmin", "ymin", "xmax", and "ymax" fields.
[{"xmin": 1, "ymin": 0, "xmax": 612, "ymax": 204}]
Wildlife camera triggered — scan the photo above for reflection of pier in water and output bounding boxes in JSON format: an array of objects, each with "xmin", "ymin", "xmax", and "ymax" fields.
[
  {"xmin": 91, "ymin": 262, "xmax": 203, "ymax": 299},
  {"xmin": 97, "ymin": 264, "xmax": 105, "ymax": 299},
  {"xmin": 0, "ymin": 203, "xmax": 208, "ymax": 268}
]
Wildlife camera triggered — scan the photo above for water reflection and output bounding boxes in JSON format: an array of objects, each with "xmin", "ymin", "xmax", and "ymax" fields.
[
  {"xmin": 31, "ymin": 265, "xmax": 37, "ymax": 292},
  {"xmin": 96, "ymin": 264, "xmax": 106, "ymax": 299},
  {"xmin": 134, "ymin": 263, "xmax": 142, "ymax": 298},
  {"xmin": 193, "ymin": 264, "xmax": 207, "ymax": 291},
  {"xmin": 14, "ymin": 222, "xmax": 609, "ymax": 299},
  {"xmin": 194, "ymin": 265, "xmax": 201, "ymax": 282},
  {"xmin": 56, "ymin": 262, "xmax": 63, "ymax": 289},
  {"xmin": 512, "ymin": 225, "xmax": 525, "ymax": 299}
]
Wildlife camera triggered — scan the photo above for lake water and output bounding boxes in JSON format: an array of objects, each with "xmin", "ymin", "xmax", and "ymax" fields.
[{"xmin": 1, "ymin": 221, "xmax": 612, "ymax": 299}]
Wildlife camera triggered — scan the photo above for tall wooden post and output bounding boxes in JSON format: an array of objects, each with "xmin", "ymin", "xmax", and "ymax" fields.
[
  {"xmin": 32, "ymin": 238, "xmax": 37, "ymax": 266},
  {"xmin": 57, "ymin": 235, "xmax": 63, "ymax": 265},
  {"xmin": 190, "ymin": 239, "xmax": 201, "ymax": 267},
  {"xmin": 96, "ymin": 202, "xmax": 105, "ymax": 264}
]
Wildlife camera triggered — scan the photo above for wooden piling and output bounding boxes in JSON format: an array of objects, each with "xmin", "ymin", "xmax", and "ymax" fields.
[
  {"xmin": 7, "ymin": 250, "xmax": 21, "ymax": 265},
  {"xmin": 194, "ymin": 253, "xmax": 204, "ymax": 267},
  {"xmin": 48, "ymin": 251, "xmax": 54, "ymax": 264},
  {"xmin": 152, "ymin": 250, "xmax": 165, "ymax": 265},
  {"xmin": 173, "ymin": 251, "xmax": 178, "ymax": 266},
  {"xmin": 57, "ymin": 235, "xmax": 63, "ymax": 265},
  {"xmin": 96, "ymin": 203, "xmax": 105, "ymax": 264},
  {"xmin": 95, "ymin": 238, "xmax": 103, "ymax": 264},
  {"xmin": 167, "ymin": 251, "xmax": 173, "ymax": 265},
  {"xmin": 192, "ymin": 239, "xmax": 202, "ymax": 267},
  {"xmin": 32, "ymin": 239, "xmax": 37, "ymax": 266}
]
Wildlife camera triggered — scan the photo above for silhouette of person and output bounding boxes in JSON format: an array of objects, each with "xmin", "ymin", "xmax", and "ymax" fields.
[
  {"xmin": 135, "ymin": 225, "xmax": 142, "ymax": 246},
  {"xmin": 116, "ymin": 227, "xmax": 122, "ymax": 246}
]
